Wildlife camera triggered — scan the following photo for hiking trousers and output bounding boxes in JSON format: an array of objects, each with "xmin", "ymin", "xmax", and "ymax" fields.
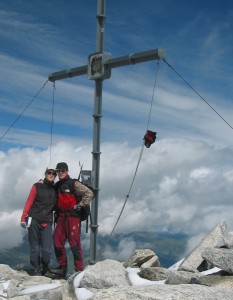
[
  {"xmin": 53, "ymin": 216, "xmax": 83, "ymax": 271},
  {"xmin": 28, "ymin": 219, "xmax": 52, "ymax": 268}
]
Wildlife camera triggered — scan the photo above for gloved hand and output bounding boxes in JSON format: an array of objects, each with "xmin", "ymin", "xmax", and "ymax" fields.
[
  {"xmin": 20, "ymin": 222, "xmax": 27, "ymax": 229},
  {"xmin": 73, "ymin": 204, "xmax": 82, "ymax": 212}
]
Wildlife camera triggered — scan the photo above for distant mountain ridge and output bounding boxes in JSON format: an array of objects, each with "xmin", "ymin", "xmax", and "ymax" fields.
[
  {"xmin": 98, "ymin": 230, "xmax": 189, "ymax": 267},
  {"xmin": 0, "ymin": 230, "xmax": 189, "ymax": 272}
]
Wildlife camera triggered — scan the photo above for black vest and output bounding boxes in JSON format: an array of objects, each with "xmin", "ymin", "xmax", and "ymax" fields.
[{"xmin": 29, "ymin": 180, "xmax": 57, "ymax": 223}]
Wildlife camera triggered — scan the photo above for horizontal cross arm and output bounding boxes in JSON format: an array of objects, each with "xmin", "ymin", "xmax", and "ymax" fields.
[
  {"xmin": 106, "ymin": 48, "xmax": 165, "ymax": 68},
  {"xmin": 48, "ymin": 48, "xmax": 165, "ymax": 82},
  {"xmin": 48, "ymin": 65, "xmax": 88, "ymax": 82}
]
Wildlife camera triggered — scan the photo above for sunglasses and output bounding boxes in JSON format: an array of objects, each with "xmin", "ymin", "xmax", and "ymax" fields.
[
  {"xmin": 46, "ymin": 171, "xmax": 56, "ymax": 176},
  {"xmin": 56, "ymin": 169, "xmax": 67, "ymax": 173}
]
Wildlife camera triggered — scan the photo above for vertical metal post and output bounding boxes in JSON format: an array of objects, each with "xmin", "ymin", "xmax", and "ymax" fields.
[
  {"xmin": 89, "ymin": 0, "xmax": 106, "ymax": 264},
  {"xmin": 47, "ymin": 0, "xmax": 164, "ymax": 265}
]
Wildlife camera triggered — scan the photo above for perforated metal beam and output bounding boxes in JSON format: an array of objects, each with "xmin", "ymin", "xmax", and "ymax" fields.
[{"xmin": 48, "ymin": 48, "xmax": 165, "ymax": 82}]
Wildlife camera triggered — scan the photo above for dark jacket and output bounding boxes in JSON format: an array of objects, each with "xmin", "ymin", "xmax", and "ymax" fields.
[{"xmin": 21, "ymin": 178, "xmax": 57, "ymax": 224}]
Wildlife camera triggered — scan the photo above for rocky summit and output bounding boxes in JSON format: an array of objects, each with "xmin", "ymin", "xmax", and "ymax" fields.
[{"xmin": 1, "ymin": 220, "xmax": 233, "ymax": 299}]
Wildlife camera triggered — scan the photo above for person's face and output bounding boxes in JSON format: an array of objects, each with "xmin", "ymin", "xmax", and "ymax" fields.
[
  {"xmin": 56, "ymin": 169, "xmax": 68, "ymax": 180},
  {"xmin": 45, "ymin": 170, "xmax": 56, "ymax": 182}
]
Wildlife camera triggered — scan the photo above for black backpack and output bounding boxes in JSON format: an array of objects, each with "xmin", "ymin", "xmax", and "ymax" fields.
[{"xmin": 79, "ymin": 203, "xmax": 91, "ymax": 221}]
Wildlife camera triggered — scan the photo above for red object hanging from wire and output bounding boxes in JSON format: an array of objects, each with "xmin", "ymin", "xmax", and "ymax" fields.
[{"xmin": 143, "ymin": 130, "xmax": 157, "ymax": 148}]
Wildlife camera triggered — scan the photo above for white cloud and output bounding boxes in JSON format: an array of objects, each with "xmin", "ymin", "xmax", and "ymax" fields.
[
  {"xmin": 103, "ymin": 238, "xmax": 137, "ymax": 262},
  {"xmin": 0, "ymin": 210, "xmax": 23, "ymax": 248},
  {"xmin": 1, "ymin": 136, "xmax": 233, "ymax": 251},
  {"xmin": 190, "ymin": 167, "xmax": 211, "ymax": 179}
]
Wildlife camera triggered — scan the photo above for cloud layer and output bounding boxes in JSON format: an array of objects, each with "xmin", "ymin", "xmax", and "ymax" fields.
[{"xmin": 1, "ymin": 138, "xmax": 233, "ymax": 256}]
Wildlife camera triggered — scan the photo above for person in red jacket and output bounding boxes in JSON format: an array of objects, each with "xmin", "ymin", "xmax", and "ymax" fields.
[
  {"xmin": 50, "ymin": 162, "xmax": 93, "ymax": 278},
  {"xmin": 20, "ymin": 166, "xmax": 57, "ymax": 276}
]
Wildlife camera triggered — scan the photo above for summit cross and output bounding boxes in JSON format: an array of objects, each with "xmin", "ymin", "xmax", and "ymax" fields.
[{"xmin": 48, "ymin": 0, "xmax": 165, "ymax": 265}]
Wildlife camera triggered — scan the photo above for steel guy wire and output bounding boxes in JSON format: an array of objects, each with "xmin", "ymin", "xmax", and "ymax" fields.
[
  {"xmin": 0, "ymin": 80, "xmax": 49, "ymax": 141},
  {"xmin": 99, "ymin": 62, "xmax": 160, "ymax": 256}
]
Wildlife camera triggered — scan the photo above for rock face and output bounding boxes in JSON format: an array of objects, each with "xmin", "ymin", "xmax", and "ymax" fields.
[
  {"xmin": 223, "ymin": 232, "xmax": 233, "ymax": 249},
  {"xmin": 202, "ymin": 247, "xmax": 233, "ymax": 273},
  {"xmin": 2, "ymin": 220, "xmax": 233, "ymax": 299},
  {"xmin": 88, "ymin": 284, "xmax": 233, "ymax": 300},
  {"xmin": 0, "ymin": 264, "xmax": 64, "ymax": 299},
  {"xmin": 79, "ymin": 259, "xmax": 130, "ymax": 290},
  {"xmin": 123, "ymin": 249, "xmax": 160, "ymax": 268},
  {"xmin": 178, "ymin": 220, "xmax": 227, "ymax": 272},
  {"xmin": 138, "ymin": 267, "xmax": 168, "ymax": 281}
]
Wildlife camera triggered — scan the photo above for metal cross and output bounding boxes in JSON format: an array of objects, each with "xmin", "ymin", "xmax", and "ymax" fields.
[{"xmin": 48, "ymin": 0, "xmax": 165, "ymax": 265}]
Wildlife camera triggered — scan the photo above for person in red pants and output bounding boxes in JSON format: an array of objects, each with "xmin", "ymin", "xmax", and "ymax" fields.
[{"xmin": 51, "ymin": 162, "xmax": 93, "ymax": 278}]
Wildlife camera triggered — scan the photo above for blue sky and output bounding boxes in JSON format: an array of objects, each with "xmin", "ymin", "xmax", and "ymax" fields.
[
  {"xmin": 1, "ymin": 0, "xmax": 233, "ymax": 260},
  {"xmin": 1, "ymin": 0, "xmax": 232, "ymax": 149}
]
